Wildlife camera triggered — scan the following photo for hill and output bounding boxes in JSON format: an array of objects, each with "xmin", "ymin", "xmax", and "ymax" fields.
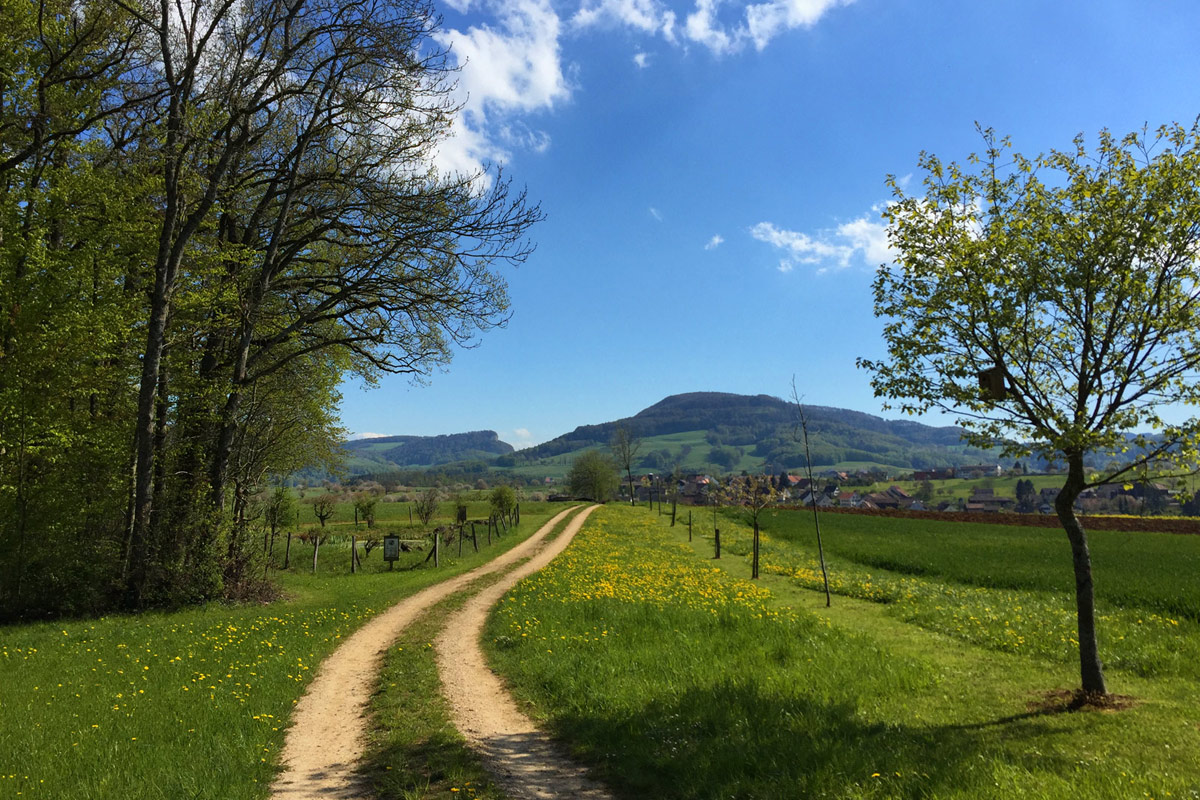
[
  {"xmin": 508, "ymin": 392, "xmax": 993, "ymax": 476},
  {"xmin": 341, "ymin": 430, "xmax": 513, "ymax": 473}
]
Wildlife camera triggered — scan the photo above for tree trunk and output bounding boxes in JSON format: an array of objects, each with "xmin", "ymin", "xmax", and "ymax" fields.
[
  {"xmin": 752, "ymin": 519, "xmax": 759, "ymax": 579},
  {"xmin": 351, "ymin": 535, "xmax": 357, "ymax": 573},
  {"xmin": 283, "ymin": 531, "xmax": 292, "ymax": 570},
  {"xmin": 126, "ymin": 268, "xmax": 174, "ymax": 605},
  {"xmin": 1054, "ymin": 453, "xmax": 1108, "ymax": 695},
  {"xmin": 209, "ymin": 389, "xmax": 241, "ymax": 512}
]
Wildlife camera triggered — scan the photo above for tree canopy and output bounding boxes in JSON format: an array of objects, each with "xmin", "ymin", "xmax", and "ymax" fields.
[
  {"xmin": 568, "ymin": 451, "xmax": 619, "ymax": 503},
  {"xmin": 0, "ymin": 0, "xmax": 539, "ymax": 618},
  {"xmin": 859, "ymin": 122, "xmax": 1200, "ymax": 695}
]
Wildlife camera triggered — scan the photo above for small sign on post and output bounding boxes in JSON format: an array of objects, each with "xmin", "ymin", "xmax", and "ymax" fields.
[{"xmin": 383, "ymin": 535, "xmax": 400, "ymax": 570}]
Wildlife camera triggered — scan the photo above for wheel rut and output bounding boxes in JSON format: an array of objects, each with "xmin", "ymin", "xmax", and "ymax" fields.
[
  {"xmin": 270, "ymin": 505, "xmax": 582, "ymax": 800},
  {"xmin": 435, "ymin": 503, "xmax": 613, "ymax": 800}
]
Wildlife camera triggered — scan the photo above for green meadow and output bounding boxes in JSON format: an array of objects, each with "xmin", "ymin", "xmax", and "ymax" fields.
[
  {"xmin": 0, "ymin": 502, "xmax": 567, "ymax": 800},
  {"xmin": 483, "ymin": 504, "xmax": 1200, "ymax": 799},
  {"xmin": 5, "ymin": 498, "xmax": 1198, "ymax": 799}
]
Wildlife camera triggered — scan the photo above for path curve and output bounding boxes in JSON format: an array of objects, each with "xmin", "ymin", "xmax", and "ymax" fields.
[
  {"xmin": 436, "ymin": 503, "xmax": 613, "ymax": 800},
  {"xmin": 271, "ymin": 505, "xmax": 583, "ymax": 800}
]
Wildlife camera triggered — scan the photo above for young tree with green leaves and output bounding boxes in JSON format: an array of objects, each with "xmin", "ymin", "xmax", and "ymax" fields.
[
  {"xmin": 415, "ymin": 487, "xmax": 441, "ymax": 526},
  {"xmin": 263, "ymin": 487, "xmax": 296, "ymax": 572},
  {"xmin": 309, "ymin": 494, "xmax": 337, "ymax": 573},
  {"xmin": 489, "ymin": 485, "xmax": 517, "ymax": 528},
  {"xmin": 719, "ymin": 475, "xmax": 778, "ymax": 580},
  {"xmin": 568, "ymin": 451, "xmax": 619, "ymax": 503},
  {"xmin": 859, "ymin": 122, "xmax": 1200, "ymax": 696}
]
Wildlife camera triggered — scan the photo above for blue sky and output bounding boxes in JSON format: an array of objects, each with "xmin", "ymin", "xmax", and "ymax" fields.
[{"xmin": 339, "ymin": 0, "xmax": 1200, "ymax": 448}]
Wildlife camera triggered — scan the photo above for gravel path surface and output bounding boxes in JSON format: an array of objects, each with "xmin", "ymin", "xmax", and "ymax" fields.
[
  {"xmin": 435, "ymin": 504, "xmax": 613, "ymax": 800},
  {"xmin": 270, "ymin": 505, "xmax": 581, "ymax": 800}
]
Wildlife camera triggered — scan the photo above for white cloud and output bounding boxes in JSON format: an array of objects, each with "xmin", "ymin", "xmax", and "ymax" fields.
[
  {"xmin": 751, "ymin": 206, "xmax": 892, "ymax": 271},
  {"xmin": 348, "ymin": 432, "xmax": 391, "ymax": 441},
  {"xmin": 509, "ymin": 427, "xmax": 539, "ymax": 448},
  {"xmin": 649, "ymin": 206, "xmax": 663, "ymax": 221},
  {"xmin": 750, "ymin": 221, "xmax": 846, "ymax": 264},
  {"xmin": 572, "ymin": 0, "xmax": 677, "ymax": 39},
  {"xmin": 433, "ymin": 0, "xmax": 569, "ymax": 177},
  {"xmin": 704, "ymin": 234, "xmax": 724, "ymax": 250},
  {"xmin": 744, "ymin": 0, "xmax": 853, "ymax": 50},
  {"xmin": 836, "ymin": 215, "xmax": 891, "ymax": 265},
  {"xmin": 431, "ymin": 0, "xmax": 853, "ymax": 177},
  {"xmin": 685, "ymin": 0, "xmax": 738, "ymax": 55},
  {"xmin": 499, "ymin": 121, "xmax": 553, "ymax": 153},
  {"xmin": 685, "ymin": 0, "xmax": 854, "ymax": 55}
]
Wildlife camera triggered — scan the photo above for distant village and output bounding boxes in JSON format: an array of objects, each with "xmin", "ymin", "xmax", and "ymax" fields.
[{"xmin": 599, "ymin": 464, "xmax": 1186, "ymax": 517}]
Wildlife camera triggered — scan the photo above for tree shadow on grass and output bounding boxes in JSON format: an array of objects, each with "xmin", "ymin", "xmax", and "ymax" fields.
[
  {"xmin": 362, "ymin": 726, "xmax": 504, "ymax": 800},
  {"xmin": 543, "ymin": 680, "xmax": 1085, "ymax": 800}
]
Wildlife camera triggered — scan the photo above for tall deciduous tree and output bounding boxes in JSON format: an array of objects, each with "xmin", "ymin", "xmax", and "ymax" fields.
[
  {"xmin": 859, "ymin": 122, "xmax": 1200, "ymax": 696},
  {"xmin": 610, "ymin": 424, "xmax": 641, "ymax": 505}
]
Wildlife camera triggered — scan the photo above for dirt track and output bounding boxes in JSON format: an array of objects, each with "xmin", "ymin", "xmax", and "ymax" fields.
[
  {"xmin": 435, "ymin": 504, "xmax": 612, "ymax": 800},
  {"xmin": 270, "ymin": 505, "xmax": 581, "ymax": 800}
]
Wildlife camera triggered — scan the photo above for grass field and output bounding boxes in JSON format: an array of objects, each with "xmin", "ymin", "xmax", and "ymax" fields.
[
  {"xmin": 859, "ymin": 474, "xmax": 1067, "ymax": 501},
  {"xmin": 0, "ymin": 502, "xmax": 569, "ymax": 800},
  {"xmin": 484, "ymin": 504, "xmax": 1200, "ymax": 799},
  {"xmin": 6, "ymin": 498, "xmax": 1197, "ymax": 798}
]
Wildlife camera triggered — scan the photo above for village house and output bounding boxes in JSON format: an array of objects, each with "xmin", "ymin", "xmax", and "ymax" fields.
[
  {"xmin": 965, "ymin": 487, "xmax": 1014, "ymax": 513},
  {"xmin": 956, "ymin": 464, "xmax": 1002, "ymax": 479},
  {"xmin": 912, "ymin": 468, "xmax": 955, "ymax": 481}
]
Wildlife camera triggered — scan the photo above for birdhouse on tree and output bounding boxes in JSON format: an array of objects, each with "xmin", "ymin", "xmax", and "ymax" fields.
[{"xmin": 977, "ymin": 365, "xmax": 1007, "ymax": 401}]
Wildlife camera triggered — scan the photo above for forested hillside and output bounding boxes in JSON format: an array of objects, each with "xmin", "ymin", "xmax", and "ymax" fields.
[
  {"xmin": 516, "ymin": 392, "xmax": 990, "ymax": 471},
  {"xmin": 344, "ymin": 431, "xmax": 514, "ymax": 469}
]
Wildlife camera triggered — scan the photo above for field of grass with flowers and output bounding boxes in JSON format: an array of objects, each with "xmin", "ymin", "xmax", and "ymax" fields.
[
  {"xmin": 486, "ymin": 504, "xmax": 1200, "ymax": 799},
  {"xmin": 0, "ymin": 503, "xmax": 567, "ymax": 800},
  {"xmin": 714, "ymin": 509, "xmax": 1200, "ymax": 679}
]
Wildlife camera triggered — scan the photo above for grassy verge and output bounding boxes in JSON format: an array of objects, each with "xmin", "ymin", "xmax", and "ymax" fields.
[
  {"xmin": 0, "ymin": 504, "xmax": 569, "ymax": 800},
  {"xmin": 484, "ymin": 504, "xmax": 1200, "ymax": 799},
  {"xmin": 708, "ymin": 509, "xmax": 1200, "ymax": 678}
]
